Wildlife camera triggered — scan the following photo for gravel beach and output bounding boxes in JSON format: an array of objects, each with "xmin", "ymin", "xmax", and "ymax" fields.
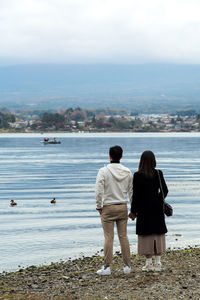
[{"xmin": 0, "ymin": 247, "xmax": 199, "ymax": 300}]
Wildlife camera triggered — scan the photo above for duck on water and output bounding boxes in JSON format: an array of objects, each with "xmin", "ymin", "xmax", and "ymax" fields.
[{"xmin": 10, "ymin": 200, "xmax": 17, "ymax": 206}]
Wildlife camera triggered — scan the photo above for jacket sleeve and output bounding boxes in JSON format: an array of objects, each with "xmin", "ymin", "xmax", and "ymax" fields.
[
  {"xmin": 158, "ymin": 170, "xmax": 168, "ymax": 199},
  {"xmin": 128, "ymin": 172, "xmax": 133, "ymax": 204},
  {"xmin": 95, "ymin": 168, "xmax": 105, "ymax": 209},
  {"xmin": 131, "ymin": 173, "xmax": 140, "ymax": 214}
]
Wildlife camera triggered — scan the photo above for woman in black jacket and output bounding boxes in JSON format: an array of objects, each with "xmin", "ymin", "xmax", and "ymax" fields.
[{"xmin": 129, "ymin": 150, "xmax": 168, "ymax": 271}]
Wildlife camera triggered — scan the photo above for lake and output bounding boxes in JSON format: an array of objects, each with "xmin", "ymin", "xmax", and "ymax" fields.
[{"xmin": 0, "ymin": 132, "xmax": 199, "ymax": 272}]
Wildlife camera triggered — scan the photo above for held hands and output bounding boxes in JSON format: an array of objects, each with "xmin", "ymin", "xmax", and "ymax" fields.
[
  {"xmin": 96, "ymin": 208, "xmax": 103, "ymax": 215},
  {"xmin": 128, "ymin": 212, "xmax": 136, "ymax": 221}
]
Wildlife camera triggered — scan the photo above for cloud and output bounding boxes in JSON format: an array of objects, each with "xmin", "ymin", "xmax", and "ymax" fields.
[{"xmin": 0, "ymin": 0, "xmax": 200, "ymax": 64}]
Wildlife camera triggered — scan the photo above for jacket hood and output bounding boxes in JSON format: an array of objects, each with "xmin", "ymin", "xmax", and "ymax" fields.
[{"xmin": 106, "ymin": 163, "xmax": 131, "ymax": 182}]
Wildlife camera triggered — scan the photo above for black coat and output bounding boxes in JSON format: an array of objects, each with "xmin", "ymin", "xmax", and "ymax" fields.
[{"xmin": 131, "ymin": 169, "xmax": 168, "ymax": 235}]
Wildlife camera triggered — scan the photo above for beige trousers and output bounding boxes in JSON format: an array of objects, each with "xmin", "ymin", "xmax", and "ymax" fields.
[{"xmin": 101, "ymin": 204, "xmax": 131, "ymax": 267}]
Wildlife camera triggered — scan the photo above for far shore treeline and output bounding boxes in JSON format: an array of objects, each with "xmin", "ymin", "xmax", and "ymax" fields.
[{"xmin": 0, "ymin": 106, "xmax": 200, "ymax": 133}]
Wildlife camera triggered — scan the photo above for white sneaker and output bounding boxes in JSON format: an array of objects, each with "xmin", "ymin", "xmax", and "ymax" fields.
[
  {"xmin": 154, "ymin": 262, "xmax": 162, "ymax": 272},
  {"xmin": 123, "ymin": 265, "xmax": 131, "ymax": 274},
  {"xmin": 96, "ymin": 266, "xmax": 111, "ymax": 275},
  {"xmin": 142, "ymin": 263, "xmax": 154, "ymax": 271}
]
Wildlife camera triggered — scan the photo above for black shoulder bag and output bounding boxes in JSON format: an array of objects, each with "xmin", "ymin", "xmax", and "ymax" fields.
[{"xmin": 157, "ymin": 170, "xmax": 173, "ymax": 217}]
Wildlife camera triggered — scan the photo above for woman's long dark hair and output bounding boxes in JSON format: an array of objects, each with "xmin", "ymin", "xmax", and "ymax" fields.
[{"xmin": 138, "ymin": 150, "xmax": 156, "ymax": 178}]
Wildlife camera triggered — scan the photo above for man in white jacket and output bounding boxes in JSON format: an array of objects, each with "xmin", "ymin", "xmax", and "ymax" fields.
[{"xmin": 95, "ymin": 145, "xmax": 133, "ymax": 275}]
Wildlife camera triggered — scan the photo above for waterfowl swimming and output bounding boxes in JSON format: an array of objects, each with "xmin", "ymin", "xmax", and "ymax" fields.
[
  {"xmin": 10, "ymin": 200, "xmax": 17, "ymax": 206},
  {"xmin": 51, "ymin": 198, "xmax": 56, "ymax": 204}
]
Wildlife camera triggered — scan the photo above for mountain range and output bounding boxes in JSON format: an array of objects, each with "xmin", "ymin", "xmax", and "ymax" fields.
[{"xmin": 0, "ymin": 64, "xmax": 200, "ymax": 113}]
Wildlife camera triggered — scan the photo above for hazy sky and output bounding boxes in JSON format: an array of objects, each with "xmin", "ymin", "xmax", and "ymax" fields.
[{"xmin": 1, "ymin": 0, "xmax": 200, "ymax": 65}]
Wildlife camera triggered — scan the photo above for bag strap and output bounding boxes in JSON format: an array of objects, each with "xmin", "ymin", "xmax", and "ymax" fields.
[{"xmin": 157, "ymin": 169, "xmax": 165, "ymax": 204}]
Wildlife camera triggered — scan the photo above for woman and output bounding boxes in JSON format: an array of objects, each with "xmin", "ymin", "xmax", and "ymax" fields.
[{"xmin": 129, "ymin": 150, "xmax": 168, "ymax": 271}]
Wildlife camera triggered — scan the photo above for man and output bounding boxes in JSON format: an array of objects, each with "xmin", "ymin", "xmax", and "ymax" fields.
[{"xmin": 95, "ymin": 145, "xmax": 133, "ymax": 275}]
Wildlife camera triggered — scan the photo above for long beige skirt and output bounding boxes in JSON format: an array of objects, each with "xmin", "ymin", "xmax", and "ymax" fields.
[{"xmin": 138, "ymin": 234, "xmax": 166, "ymax": 256}]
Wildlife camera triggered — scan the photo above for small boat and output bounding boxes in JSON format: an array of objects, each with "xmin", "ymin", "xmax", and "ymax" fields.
[{"xmin": 41, "ymin": 139, "xmax": 61, "ymax": 144}]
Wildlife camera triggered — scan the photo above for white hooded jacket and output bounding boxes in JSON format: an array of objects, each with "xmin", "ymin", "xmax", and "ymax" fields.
[{"xmin": 95, "ymin": 163, "xmax": 133, "ymax": 209}]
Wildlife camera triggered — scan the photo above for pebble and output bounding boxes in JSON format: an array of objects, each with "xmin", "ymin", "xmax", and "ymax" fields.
[{"xmin": 0, "ymin": 247, "xmax": 199, "ymax": 299}]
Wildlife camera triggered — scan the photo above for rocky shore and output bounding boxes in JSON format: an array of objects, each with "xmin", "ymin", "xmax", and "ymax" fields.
[{"xmin": 0, "ymin": 247, "xmax": 199, "ymax": 300}]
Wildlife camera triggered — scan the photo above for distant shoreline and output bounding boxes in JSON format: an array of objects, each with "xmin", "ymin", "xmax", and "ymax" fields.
[
  {"xmin": 1, "ymin": 129, "xmax": 200, "ymax": 133},
  {"xmin": 1, "ymin": 131, "xmax": 200, "ymax": 138}
]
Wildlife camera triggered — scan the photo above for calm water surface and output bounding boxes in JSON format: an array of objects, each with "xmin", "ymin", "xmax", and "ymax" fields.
[{"xmin": 0, "ymin": 133, "xmax": 199, "ymax": 272}]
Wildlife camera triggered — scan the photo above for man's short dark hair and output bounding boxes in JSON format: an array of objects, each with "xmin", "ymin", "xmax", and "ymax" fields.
[{"xmin": 109, "ymin": 145, "xmax": 123, "ymax": 161}]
